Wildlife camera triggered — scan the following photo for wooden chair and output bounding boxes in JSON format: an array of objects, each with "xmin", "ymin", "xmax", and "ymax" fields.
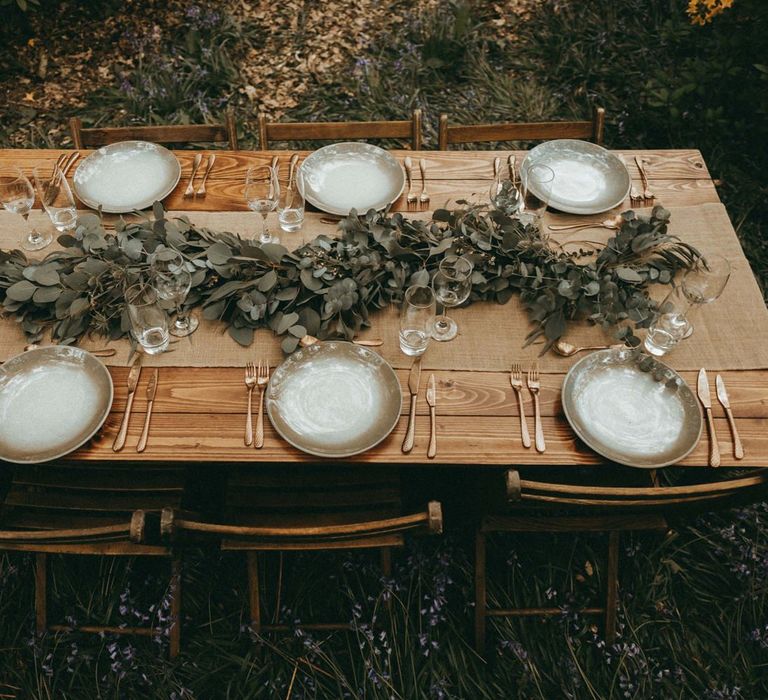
[
  {"xmin": 161, "ymin": 465, "xmax": 443, "ymax": 634},
  {"xmin": 257, "ymin": 109, "xmax": 423, "ymax": 150},
  {"xmin": 69, "ymin": 111, "xmax": 238, "ymax": 149},
  {"xmin": 474, "ymin": 467, "xmax": 768, "ymax": 655},
  {"xmin": 438, "ymin": 106, "xmax": 605, "ymax": 150},
  {"xmin": 0, "ymin": 463, "xmax": 188, "ymax": 657}
]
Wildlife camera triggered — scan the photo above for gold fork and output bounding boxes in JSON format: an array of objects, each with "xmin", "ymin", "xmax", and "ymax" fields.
[
  {"xmin": 244, "ymin": 361, "xmax": 256, "ymax": 446},
  {"xmin": 510, "ymin": 363, "xmax": 531, "ymax": 449},
  {"xmin": 255, "ymin": 360, "xmax": 270, "ymax": 449},
  {"xmin": 404, "ymin": 156, "xmax": 417, "ymax": 211},
  {"xmin": 527, "ymin": 362, "xmax": 546, "ymax": 453},
  {"xmin": 618, "ymin": 154, "xmax": 642, "ymax": 207},
  {"xmin": 418, "ymin": 158, "xmax": 430, "ymax": 210}
]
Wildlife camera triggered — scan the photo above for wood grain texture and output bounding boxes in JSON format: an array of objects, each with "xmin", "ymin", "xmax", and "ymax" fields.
[{"xmin": 4, "ymin": 147, "xmax": 764, "ymax": 471}]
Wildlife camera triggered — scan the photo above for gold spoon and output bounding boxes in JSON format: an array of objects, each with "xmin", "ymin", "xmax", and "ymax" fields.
[
  {"xmin": 299, "ymin": 335, "xmax": 383, "ymax": 348},
  {"xmin": 548, "ymin": 215, "xmax": 622, "ymax": 232},
  {"xmin": 23, "ymin": 343, "xmax": 117, "ymax": 357},
  {"xmin": 552, "ymin": 340, "xmax": 615, "ymax": 357}
]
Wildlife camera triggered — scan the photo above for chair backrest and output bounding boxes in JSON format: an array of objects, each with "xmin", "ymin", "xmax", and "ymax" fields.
[
  {"xmin": 69, "ymin": 112, "xmax": 238, "ymax": 149},
  {"xmin": 505, "ymin": 468, "xmax": 768, "ymax": 512},
  {"xmin": 257, "ymin": 109, "xmax": 423, "ymax": 150},
  {"xmin": 438, "ymin": 107, "xmax": 605, "ymax": 149},
  {"xmin": 0, "ymin": 463, "xmax": 186, "ymax": 552}
]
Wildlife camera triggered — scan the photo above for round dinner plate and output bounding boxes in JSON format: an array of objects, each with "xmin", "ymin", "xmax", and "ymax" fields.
[
  {"xmin": 73, "ymin": 141, "xmax": 181, "ymax": 213},
  {"xmin": 522, "ymin": 139, "xmax": 631, "ymax": 215},
  {"xmin": 561, "ymin": 348, "xmax": 703, "ymax": 469},
  {"xmin": 300, "ymin": 142, "xmax": 406, "ymax": 216},
  {"xmin": 266, "ymin": 342, "xmax": 402, "ymax": 458},
  {"xmin": 0, "ymin": 346, "xmax": 114, "ymax": 464}
]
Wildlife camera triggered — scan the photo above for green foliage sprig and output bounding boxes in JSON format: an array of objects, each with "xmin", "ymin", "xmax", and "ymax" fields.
[{"xmin": 0, "ymin": 200, "xmax": 699, "ymax": 353}]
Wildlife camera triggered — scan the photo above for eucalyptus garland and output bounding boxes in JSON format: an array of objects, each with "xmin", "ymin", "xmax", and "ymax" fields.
[{"xmin": 0, "ymin": 198, "xmax": 700, "ymax": 354}]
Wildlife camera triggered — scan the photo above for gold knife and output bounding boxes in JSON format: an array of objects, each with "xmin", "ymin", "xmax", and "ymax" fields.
[
  {"xmin": 269, "ymin": 155, "xmax": 279, "ymax": 198},
  {"xmin": 716, "ymin": 374, "xmax": 744, "ymax": 460},
  {"xmin": 113, "ymin": 355, "xmax": 142, "ymax": 451},
  {"xmin": 136, "ymin": 368, "xmax": 158, "ymax": 453},
  {"xmin": 697, "ymin": 368, "xmax": 720, "ymax": 467},
  {"xmin": 286, "ymin": 153, "xmax": 299, "ymax": 193},
  {"xmin": 426, "ymin": 373, "xmax": 437, "ymax": 459},
  {"xmin": 402, "ymin": 357, "xmax": 422, "ymax": 453},
  {"xmin": 508, "ymin": 154, "xmax": 516, "ymax": 183}
]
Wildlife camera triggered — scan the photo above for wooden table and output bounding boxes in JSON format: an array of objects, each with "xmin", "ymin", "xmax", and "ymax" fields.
[{"xmin": 5, "ymin": 148, "xmax": 768, "ymax": 469}]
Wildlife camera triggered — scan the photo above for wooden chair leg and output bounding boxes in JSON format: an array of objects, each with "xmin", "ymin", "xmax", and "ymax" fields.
[
  {"xmin": 474, "ymin": 531, "xmax": 487, "ymax": 656},
  {"xmin": 380, "ymin": 548, "xmax": 392, "ymax": 578},
  {"xmin": 247, "ymin": 551, "xmax": 261, "ymax": 634},
  {"xmin": 35, "ymin": 553, "xmax": 47, "ymax": 636},
  {"xmin": 169, "ymin": 555, "xmax": 182, "ymax": 659},
  {"xmin": 605, "ymin": 530, "xmax": 620, "ymax": 645}
]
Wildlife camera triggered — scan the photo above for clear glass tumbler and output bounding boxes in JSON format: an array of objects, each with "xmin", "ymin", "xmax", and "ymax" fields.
[
  {"xmin": 125, "ymin": 283, "xmax": 170, "ymax": 355},
  {"xmin": 399, "ymin": 285, "xmax": 436, "ymax": 356},
  {"xmin": 644, "ymin": 253, "xmax": 731, "ymax": 356},
  {"xmin": 32, "ymin": 166, "xmax": 77, "ymax": 232},
  {"xmin": 278, "ymin": 165, "xmax": 306, "ymax": 233},
  {"xmin": 519, "ymin": 162, "xmax": 555, "ymax": 228}
]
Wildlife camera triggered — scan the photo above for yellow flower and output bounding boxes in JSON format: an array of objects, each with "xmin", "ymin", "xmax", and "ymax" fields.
[{"xmin": 687, "ymin": 0, "xmax": 734, "ymax": 24}]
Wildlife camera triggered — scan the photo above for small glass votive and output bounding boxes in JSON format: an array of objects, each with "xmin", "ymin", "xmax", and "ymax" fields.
[
  {"xmin": 125, "ymin": 283, "xmax": 169, "ymax": 355},
  {"xmin": 32, "ymin": 166, "xmax": 77, "ymax": 232},
  {"xmin": 399, "ymin": 285, "xmax": 436, "ymax": 356},
  {"xmin": 278, "ymin": 165, "xmax": 306, "ymax": 233}
]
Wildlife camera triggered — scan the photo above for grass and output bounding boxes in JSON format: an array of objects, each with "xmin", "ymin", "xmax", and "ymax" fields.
[{"xmin": 0, "ymin": 0, "xmax": 767, "ymax": 696}]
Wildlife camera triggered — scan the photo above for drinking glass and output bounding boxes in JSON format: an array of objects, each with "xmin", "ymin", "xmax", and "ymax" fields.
[
  {"xmin": 400, "ymin": 285, "xmax": 436, "ymax": 356},
  {"xmin": 245, "ymin": 165, "xmax": 280, "ymax": 244},
  {"xmin": 519, "ymin": 162, "xmax": 555, "ymax": 228},
  {"xmin": 125, "ymin": 283, "xmax": 169, "ymax": 355},
  {"xmin": 32, "ymin": 166, "xmax": 77, "ymax": 233},
  {"xmin": 0, "ymin": 167, "xmax": 53, "ymax": 251},
  {"xmin": 278, "ymin": 165, "xmax": 306, "ymax": 233},
  {"xmin": 489, "ymin": 175, "xmax": 521, "ymax": 216},
  {"xmin": 431, "ymin": 255, "xmax": 473, "ymax": 342},
  {"xmin": 150, "ymin": 249, "xmax": 199, "ymax": 337},
  {"xmin": 644, "ymin": 253, "xmax": 731, "ymax": 356}
]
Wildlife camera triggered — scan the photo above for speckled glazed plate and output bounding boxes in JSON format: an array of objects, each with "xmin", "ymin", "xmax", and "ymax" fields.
[
  {"xmin": 300, "ymin": 142, "xmax": 405, "ymax": 216},
  {"xmin": 73, "ymin": 140, "xmax": 181, "ymax": 213},
  {"xmin": 561, "ymin": 348, "xmax": 702, "ymax": 468},
  {"xmin": 522, "ymin": 139, "xmax": 631, "ymax": 215},
  {"xmin": 266, "ymin": 341, "xmax": 402, "ymax": 458},
  {"xmin": 0, "ymin": 347, "xmax": 113, "ymax": 463}
]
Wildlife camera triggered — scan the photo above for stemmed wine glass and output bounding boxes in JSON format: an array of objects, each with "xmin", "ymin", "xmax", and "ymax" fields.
[
  {"xmin": 431, "ymin": 255, "xmax": 473, "ymax": 342},
  {"xmin": 150, "ymin": 249, "xmax": 199, "ymax": 337},
  {"xmin": 0, "ymin": 167, "xmax": 53, "ymax": 251},
  {"xmin": 644, "ymin": 253, "xmax": 731, "ymax": 356},
  {"xmin": 245, "ymin": 165, "xmax": 280, "ymax": 244}
]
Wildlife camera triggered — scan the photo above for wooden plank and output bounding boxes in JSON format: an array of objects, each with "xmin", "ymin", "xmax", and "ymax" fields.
[
  {"xmin": 72, "ymin": 412, "xmax": 768, "ymax": 468},
  {"xmin": 5, "ymin": 148, "xmax": 712, "ymax": 184},
  {"xmin": 105, "ymin": 367, "xmax": 768, "ymax": 419}
]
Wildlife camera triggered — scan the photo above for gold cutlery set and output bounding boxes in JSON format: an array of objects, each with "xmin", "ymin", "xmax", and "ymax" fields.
[
  {"xmin": 510, "ymin": 362, "xmax": 546, "ymax": 453},
  {"xmin": 402, "ymin": 358, "xmax": 438, "ymax": 458},
  {"xmin": 112, "ymin": 356, "xmax": 158, "ymax": 453},
  {"xmin": 697, "ymin": 368, "xmax": 744, "ymax": 467},
  {"xmin": 243, "ymin": 360, "xmax": 270, "ymax": 448},
  {"xmin": 403, "ymin": 157, "xmax": 430, "ymax": 211},
  {"xmin": 182, "ymin": 153, "xmax": 216, "ymax": 198}
]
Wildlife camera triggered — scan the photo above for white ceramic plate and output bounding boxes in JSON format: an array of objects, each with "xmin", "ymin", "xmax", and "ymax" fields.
[
  {"xmin": 0, "ymin": 347, "xmax": 114, "ymax": 463},
  {"xmin": 266, "ymin": 341, "xmax": 402, "ymax": 458},
  {"xmin": 522, "ymin": 139, "xmax": 631, "ymax": 215},
  {"xmin": 300, "ymin": 142, "xmax": 405, "ymax": 216},
  {"xmin": 73, "ymin": 141, "xmax": 181, "ymax": 213},
  {"xmin": 561, "ymin": 348, "xmax": 702, "ymax": 469}
]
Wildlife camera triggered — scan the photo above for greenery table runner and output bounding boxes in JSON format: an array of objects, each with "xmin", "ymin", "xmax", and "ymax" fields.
[{"xmin": 0, "ymin": 202, "xmax": 765, "ymax": 372}]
